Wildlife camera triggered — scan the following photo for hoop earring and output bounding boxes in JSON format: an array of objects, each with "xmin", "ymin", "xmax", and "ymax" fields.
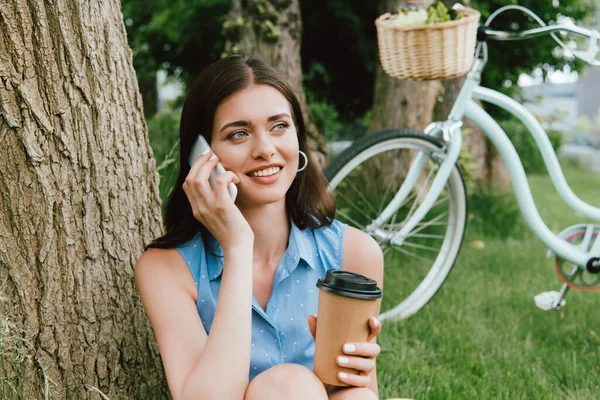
[{"xmin": 298, "ymin": 150, "xmax": 308, "ymax": 172}]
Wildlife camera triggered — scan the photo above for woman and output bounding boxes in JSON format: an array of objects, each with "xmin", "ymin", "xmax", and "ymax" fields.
[{"xmin": 136, "ymin": 55, "xmax": 384, "ymax": 400}]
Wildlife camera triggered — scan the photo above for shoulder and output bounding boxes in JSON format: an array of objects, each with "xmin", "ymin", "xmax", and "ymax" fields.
[
  {"xmin": 135, "ymin": 247, "xmax": 198, "ymax": 301},
  {"xmin": 342, "ymin": 226, "xmax": 384, "ymax": 286}
]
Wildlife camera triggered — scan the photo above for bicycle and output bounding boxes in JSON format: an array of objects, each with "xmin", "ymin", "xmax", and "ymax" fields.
[{"xmin": 324, "ymin": 5, "xmax": 600, "ymax": 322}]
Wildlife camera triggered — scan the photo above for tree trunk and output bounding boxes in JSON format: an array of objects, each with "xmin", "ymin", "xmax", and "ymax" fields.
[
  {"xmin": 433, "ymin": 76, "xmax": 510, "ymax": 189},
  {"xmin": 369, "ymin": 0, "xmax": 508, "ymax": 188},
  {"xmin": 368, "ymin": 0, "xmax": 443, "ymax": 133},
  {"xmin": 223, "ymin": 0, "xmax": 328, "ymax": 167},
  {"xmin": 0, "ymin": 1, "xmax": 167, "ymax": 398}
]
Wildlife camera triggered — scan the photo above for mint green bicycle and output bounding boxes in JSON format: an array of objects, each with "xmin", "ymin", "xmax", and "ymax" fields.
[{"xmin": 324, "ymin": 5, "xmax": 600, "ymax": 321}]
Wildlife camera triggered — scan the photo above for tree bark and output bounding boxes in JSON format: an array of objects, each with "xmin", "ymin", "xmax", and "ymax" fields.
[
  {"xmin": 223, "ymin": 0, "xmax": 328, "ymax": 167},
  {"xmin": 0, "ymin": 1, "xmax": 167, "ymax": 398},
  {"xmin": 368, "ymin": 0, "xmax": 443, "ymax": 133},
  {"xmin": 369, "ymin": 0, "xmax": 508, "ymax": 188},
  {"xmin": 433, "ymin": 76, "xmax": 509, "ymax": 189}
]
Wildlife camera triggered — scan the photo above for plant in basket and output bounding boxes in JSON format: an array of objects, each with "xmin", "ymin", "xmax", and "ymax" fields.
[
  {"xmin": 376, "ymin": 2, "xmax": 480, "ymax": 80},
  {"xmin": 394, "ymin": 2, "xmax": 463, "ymax": 27}
]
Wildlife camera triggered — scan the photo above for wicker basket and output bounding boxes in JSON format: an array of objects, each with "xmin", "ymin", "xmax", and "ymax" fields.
[{"xmin": 375, "ymin": 8, "xmax": 480, "ymax": 80}]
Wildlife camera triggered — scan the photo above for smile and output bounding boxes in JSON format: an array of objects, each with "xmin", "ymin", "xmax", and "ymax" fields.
[
  {"xmin": 248, "ymin": 166, "xmax": 282, "ymax": 177},
  {"xmin": 246, "ymin": 166, "xmax": 283, "ymax": 185}
]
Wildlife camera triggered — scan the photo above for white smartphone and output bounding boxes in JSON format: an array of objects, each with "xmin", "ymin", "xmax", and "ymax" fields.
[{"xmin": 189, "ymin": 135, "xmax": 238, "ymax": 202}]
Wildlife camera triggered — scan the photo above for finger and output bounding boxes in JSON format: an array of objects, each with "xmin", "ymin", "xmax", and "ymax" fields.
[
  {"xmin": 367, "ymin": 317, "xmax": 382, "ymax": 342},
  {"xmin": 191, "ymin": 153, "xmax": 220, "ymax": 183},
  {"xmin": 215, "ymin": 171, "xmax": 239, "ymax": 201},
  {"xmin": 189, "ymin": 155, "xmax": 220, "ymax": 198},
  {"xmin": 184, "ymin": 151, "xmax": 213, "ymax": 192},
  {"xmin": 306, "ymin": 314, "xmax": 317, "ymax": 340},
  {"xmin": 336, "ymin": 356, "xmax": 376, "ymax": 374},
  {"xmin": 337, "ymin": 371, "xmax": 370, "ymax": 388},
  {"xmin": 343, "ymin": 342, "xmax": 381, "ymax": 359},
  {"xmin": 188, "ymin": 150, "xmax": 215, "ymax": 177}
]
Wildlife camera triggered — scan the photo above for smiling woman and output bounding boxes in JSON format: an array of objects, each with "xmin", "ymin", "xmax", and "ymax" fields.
[{"xmin": 136, "ymin": 55, "xmax": 383, "ymax": 400}]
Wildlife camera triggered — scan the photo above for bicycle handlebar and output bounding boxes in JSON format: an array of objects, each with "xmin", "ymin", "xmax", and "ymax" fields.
[
  {"xmin": 482, "ymin": 24, "xmax": 597, "ymax": 42},
  {"xmin": 479, "ymin": 21, "xmax": 600, "ymax": 67}
]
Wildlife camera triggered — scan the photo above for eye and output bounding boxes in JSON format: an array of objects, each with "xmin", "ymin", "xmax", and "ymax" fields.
[
  {"xmin": 227, "ymin": 130, "xmax": 248, "ymax": 140},
  {"xmin": 273, "ymin": 122, "xmax": 289, "ymax": 132}
]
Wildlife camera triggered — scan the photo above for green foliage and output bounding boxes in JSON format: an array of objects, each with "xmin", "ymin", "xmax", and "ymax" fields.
[
  {"xmin": 468, "ymin": 189, "xmax": 525, "ymax": 239},
  {"xmin": 471, "ymin": 0, "xmax": 597, "ymax": 117},
  {"xmin": 377, "ymin": 161, "xmax": 600, "ymax": 399},
  {"xmin": 146, "ymin": 109, "xmax": 181, "ymax": 213},
  {"xmin": 426, "ymin": 2, "xmax": 451, "ymax": 24},
  {"xmin": 300, "ymin": 0, "xmax": 378, "ymax": 123},
  {"xmin": 499, "ymin": 117, "xmax": 563, "ymax": 173},
  {"xmin": 307, "ymin": 97, "xmax": 344, "ymax": 143},
  {"xmin": 122, "ymin": 0, "xmax": 230, "ymax": 100}
]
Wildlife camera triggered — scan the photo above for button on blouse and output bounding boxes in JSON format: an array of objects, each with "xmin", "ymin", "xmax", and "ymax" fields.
[{"xmin": 176, "ymin": 219, "xmax": 347, "ymax": 381}]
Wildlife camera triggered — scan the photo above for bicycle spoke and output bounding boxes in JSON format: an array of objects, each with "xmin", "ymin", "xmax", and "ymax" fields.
[
  {"xmin": 406, "ymin": 212, "xmax": 448, "ymax": 238},
  {"xmin": 340, "ymin": 175, "xmax": 379, "ymax": 216},
  {"xmin": 409, "ymin": 233, "xmax": 445, "ymax": 239},
  {"xmin": 335, "ymin": 209, "xmax": 367, "ymax": 230},
  {"xmin": 402, "ymin": 241, "xmax": 440, "ymax": 252},
  {"xmin": 432, "ymin": 194, "xmax": 449, "ymax": 208},
  {"xmin": 392, "ymin": 244, "xmax": 435, "ymax": 263},
  {"xmin": 325, "ymin": 133, "xmax": 467, "ymax": 321},
  {"xmin": 377, "ymin": 159, "xmax": 402, "ymax": 216},
  {"xmin": 335, "ymin": 190, "xmax": 374, "ymax": 223},
  {"xmin": 404, "ymin": 166, "xmax": 435, "ymax": 222}
]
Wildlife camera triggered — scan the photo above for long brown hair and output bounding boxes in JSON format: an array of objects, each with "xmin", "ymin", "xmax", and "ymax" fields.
[{"xmin": 145, "ymin": 55, "xmax": 335, "ymax": 250}]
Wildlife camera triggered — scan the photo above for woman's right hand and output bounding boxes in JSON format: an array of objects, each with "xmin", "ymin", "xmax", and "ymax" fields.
[{"xmin": 182, "ymin": 151, "xmax": 254, "ymax": 251}]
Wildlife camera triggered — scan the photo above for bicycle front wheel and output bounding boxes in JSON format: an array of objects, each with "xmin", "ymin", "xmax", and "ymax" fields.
[{"xmin": 324, "ymin": 129, "xmax": 467, "ymax": 321}]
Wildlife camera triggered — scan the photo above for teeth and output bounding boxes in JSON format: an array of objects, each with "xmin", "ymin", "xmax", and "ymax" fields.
[{"xmin": 250, "ymin": 166, "xmax": 281, "ymax": 177}]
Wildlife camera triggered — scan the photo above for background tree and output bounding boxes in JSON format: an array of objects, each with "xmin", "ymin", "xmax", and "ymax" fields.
[
  {"xmin": 122, "ymin": 0, "xmax": 231, "ymax": 116},
  {"xmin": 122, "ymin": 0, "xmax": 596, "ymax": 183},
  {"xmin": 0, "ymin": 0, "xmax": 167, "ymax": 398},
  {"xmin": 223, "ymin": 0, "xmax": 328, "ymax": 165}
]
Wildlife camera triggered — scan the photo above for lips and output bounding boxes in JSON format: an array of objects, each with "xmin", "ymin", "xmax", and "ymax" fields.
[
  {"xmin": 246, "ymin": 166, "xmax": 283, "ymax": 185},
  {"xmin": 245, "ymin": 163, "xmax": 284, "ymax": 176}
]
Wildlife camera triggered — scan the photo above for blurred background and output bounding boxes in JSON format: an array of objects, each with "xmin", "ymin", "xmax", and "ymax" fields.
[{"xmin": 121, "ymin": 1, "xmax": 600, "ymax": 397}]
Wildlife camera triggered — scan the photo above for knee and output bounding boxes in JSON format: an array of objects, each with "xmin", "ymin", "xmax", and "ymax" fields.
[
  {"xmin": 331, "ymin": 387, "xmax": 379, "ymax": 400},
  {"xmin": 245, "ymin": 364, "xmax": 327, "ymax": 400}
]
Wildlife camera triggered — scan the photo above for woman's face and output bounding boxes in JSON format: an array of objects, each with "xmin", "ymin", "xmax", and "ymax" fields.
[{"xmin": 210, "ymin": 84, "xmax": 300, "ymax": 208}]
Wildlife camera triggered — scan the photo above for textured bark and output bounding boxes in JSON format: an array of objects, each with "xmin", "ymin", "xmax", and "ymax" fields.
[
  {"xmin": 0, "ymin": 0, "xmax": 167, "ymax": 398},
  {"xmin": 370, "ymin": 0, "xmax": 508, "ymax": 188},
  {"xmin": 224, "ymin": 0, "xmax": 328, "ymax": 167},
  {"xmin": 368, "ymin": 0, "xmax": 443, "ymax": 133}
]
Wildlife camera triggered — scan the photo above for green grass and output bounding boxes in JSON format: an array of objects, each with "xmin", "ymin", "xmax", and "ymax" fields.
[{"xmin": 377, "ymin": 160, "xmax": 600, "ymax": 400}]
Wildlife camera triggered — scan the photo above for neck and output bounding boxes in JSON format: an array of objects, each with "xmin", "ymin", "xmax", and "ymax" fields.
[{"xmin": 239, "ymin": 200, "xmax": 290, "ymax": 269}]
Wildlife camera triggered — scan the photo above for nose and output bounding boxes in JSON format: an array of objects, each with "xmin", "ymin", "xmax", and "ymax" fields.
[{"xmin": 251, "ymin": 131, "xmax": 276, "ymax": 160}]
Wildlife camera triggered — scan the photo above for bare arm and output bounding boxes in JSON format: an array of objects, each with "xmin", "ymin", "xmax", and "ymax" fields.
[
  {"xmin": 136, "ymin": 245, "xmax": 253, "ymax": 400},
  {"xmin": 137, "ymin": 149, "xmax": 256, "ymax": 399},
  {"xmin": 342, "ymin": 227, "xmax": 384, "ymax": 397}
]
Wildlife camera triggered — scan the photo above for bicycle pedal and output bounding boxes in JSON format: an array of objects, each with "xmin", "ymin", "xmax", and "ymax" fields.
[{"xmin": 534, "ymin": 291, "xmax": 566, "ymax": 311}]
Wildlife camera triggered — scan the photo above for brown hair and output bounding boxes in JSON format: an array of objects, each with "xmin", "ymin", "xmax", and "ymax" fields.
[{"xmin": 145, "ymin": 55, "xmax": 335, "ymax": 250}]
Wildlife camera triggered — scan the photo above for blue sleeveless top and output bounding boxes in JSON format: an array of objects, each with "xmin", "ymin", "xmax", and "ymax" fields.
[{"xmin": 176, "ymin": 219, "xmax": 347, "ymax": 381}]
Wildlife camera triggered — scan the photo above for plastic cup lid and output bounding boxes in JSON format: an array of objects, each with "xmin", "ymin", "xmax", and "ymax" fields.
[{"xmin": 316, "ymin": 270, "xmax": 382, "ymax": 300}]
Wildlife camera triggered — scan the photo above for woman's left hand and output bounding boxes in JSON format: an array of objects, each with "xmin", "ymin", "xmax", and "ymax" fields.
[{"xmin": 307, "ymin": 315, "xmax": 382, "ymax": 388}]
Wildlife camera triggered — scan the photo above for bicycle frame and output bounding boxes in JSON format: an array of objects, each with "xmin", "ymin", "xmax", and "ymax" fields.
[{"xmin": 378, "ymin": 56, "xmax": 600, "ymax": 268}]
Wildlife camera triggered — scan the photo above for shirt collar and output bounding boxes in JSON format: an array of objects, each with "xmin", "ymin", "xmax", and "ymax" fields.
[{"xmin": 206, "ymin": 218, "xmax": 316, "ymax": 282}]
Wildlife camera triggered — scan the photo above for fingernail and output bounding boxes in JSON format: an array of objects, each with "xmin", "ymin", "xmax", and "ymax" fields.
[
  {"xmin": 343, "ymin": 344, "xmax": 356, "ymax": 353},
  {"xmin": 373, "ymin": 318, "xmax": 380, "ymax": 326},
  {"xmin": 339, "ymin": 372, "xmax": 349, "ymax": 379},
  {"xmin": 338, "ymin": 356, "xmax": 349, "ymax": 365}
]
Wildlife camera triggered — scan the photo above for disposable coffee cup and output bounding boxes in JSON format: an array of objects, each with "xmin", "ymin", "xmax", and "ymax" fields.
[{"xmin": 313, "ymin": 270, "xmax": 382, "ymax": 386}]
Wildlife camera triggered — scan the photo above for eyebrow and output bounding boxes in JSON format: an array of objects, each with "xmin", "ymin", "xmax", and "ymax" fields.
[{"xmin": 219, "ymin": 113, "xmax": 292, "ymax": 132}]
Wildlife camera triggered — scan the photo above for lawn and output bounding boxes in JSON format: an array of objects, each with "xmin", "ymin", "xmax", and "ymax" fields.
[{"xmin": 377, "ymin": 160, "xmax": 600, "ymax": 400}]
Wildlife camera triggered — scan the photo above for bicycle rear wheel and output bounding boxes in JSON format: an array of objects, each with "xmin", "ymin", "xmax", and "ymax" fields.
[{"xmin": 324, "ymin": 129, "xmax": 467, "ymax": 320}]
